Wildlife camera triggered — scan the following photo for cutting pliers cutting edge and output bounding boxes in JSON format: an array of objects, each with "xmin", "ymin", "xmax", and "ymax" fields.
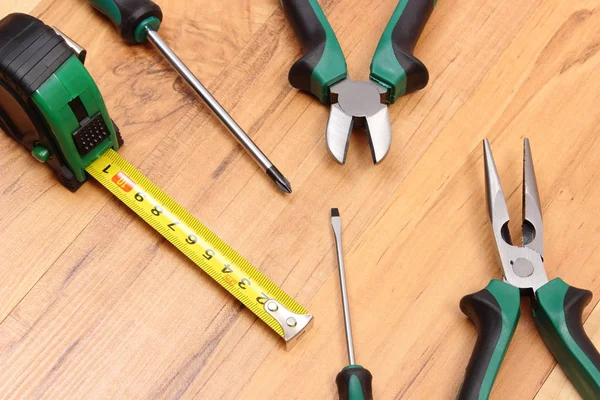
[
  {"xmin": 281, "ymin": 0, "xmax": 435, "ymax": 164},
  {"xmin": 457, "ymin": 139, "xmax": 600, "ymax": 399}
]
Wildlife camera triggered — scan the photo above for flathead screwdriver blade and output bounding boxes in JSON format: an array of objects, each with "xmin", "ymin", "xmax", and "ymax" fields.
[
  {"xmin": 331, "ymin": 208, "xmax": 356, "ymax": 365},
  {"xmin": 331, "ymin": 208, "xmax": 374, "ymax": 400}
]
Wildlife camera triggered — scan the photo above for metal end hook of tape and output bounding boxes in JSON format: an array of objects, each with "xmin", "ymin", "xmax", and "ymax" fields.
[{"xmin": 264, "ymin": 300, "xmax": 313, "ymax": 350}]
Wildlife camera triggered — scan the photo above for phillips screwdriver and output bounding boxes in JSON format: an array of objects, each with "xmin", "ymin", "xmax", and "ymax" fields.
[
  {"xmin": 86, "ymin": 0, "xmax": 292, "ymax": 194},
  {"xmin": 331, "ymin": 208, "xmax": 373, "ymax": 400}
]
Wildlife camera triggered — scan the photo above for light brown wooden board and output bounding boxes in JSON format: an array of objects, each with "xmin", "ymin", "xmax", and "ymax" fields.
[{"xmin": 1, "ymin": 0, "xmax": 599, "ymax": 398}]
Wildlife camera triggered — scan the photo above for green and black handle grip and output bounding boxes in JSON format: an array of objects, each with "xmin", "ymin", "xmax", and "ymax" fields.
[
  {"xmin": 336, "ymin": 365, "xmax": 373, "ymax": 400},
  {"xmin": 87, "ymin": 0, "xmax": 163, "ymax": 44},
  {"xmin": 280, "ymin": 0, "xmax": 436, "ymax": 104},
  {"xmin": 458, "ymin": 279, "xmax": 600, "ymax": 399}
]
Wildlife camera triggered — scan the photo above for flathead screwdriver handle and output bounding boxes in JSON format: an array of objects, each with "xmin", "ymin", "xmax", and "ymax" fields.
[
  {"xmin": 337, "ymin": 365, "xmax": 373, "ymax": 400},
  {"xmin": 87, "ymin": 0, "xmax": 163, "ymax": 44}
]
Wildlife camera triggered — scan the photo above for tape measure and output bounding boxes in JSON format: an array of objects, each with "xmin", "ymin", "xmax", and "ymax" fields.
[
  {"xmin": 0, "ymin": 13, "xmax": 312, "ymax": 348},
  {"xmin": 87, "ymin": 150, "xmax": 312, "ymax": 343}
]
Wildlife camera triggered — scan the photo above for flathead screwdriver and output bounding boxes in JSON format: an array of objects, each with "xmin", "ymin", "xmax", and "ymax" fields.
[
  {"xmin": 86, "ymin": 0, "xmax": 292, "ymax": 194},
  {"xmin": 331, "ymin": 208, "xmax": 373, "ymax": 400}
]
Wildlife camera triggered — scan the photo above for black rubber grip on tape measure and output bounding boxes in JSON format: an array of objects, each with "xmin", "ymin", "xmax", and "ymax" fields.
[{"xmin": 0, "ymin": 13, "xmax": 74, "ymax": 98}]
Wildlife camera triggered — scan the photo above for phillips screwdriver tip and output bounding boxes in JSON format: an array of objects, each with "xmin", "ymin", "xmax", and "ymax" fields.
[{"xmin": 266, "ymin": 166, "xmax": 292, "ymax": 194}]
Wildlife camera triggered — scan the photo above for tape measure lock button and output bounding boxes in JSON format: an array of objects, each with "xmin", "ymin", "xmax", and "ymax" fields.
[{"xmin": 31, "ymin": 145, "xmax": 50, "ymax": 162}]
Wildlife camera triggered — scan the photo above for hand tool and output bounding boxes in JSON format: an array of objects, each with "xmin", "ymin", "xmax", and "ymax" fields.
[
  {"xmin": 331, "ymin": 209, "xmax": 373, "ymax": 400},
  {"xmin": 281, "ymin": 0, "xmax": 435, "ymax": 165},
  {"xmin": 458, "ymin": 139, "xmax": 600, "ymax": 399},
  {"xmin": 85, "ymin": 0, "xmax": 292, "ymax": 194},
  {"xmin": 0, "ymin": 13, "xmax": 312, "ymax": 348}
]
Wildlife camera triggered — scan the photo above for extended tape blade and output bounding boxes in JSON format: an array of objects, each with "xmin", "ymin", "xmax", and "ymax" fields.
[{"xmin": 86, "ymin": 149, "xmax": 312, "ymax": 348}]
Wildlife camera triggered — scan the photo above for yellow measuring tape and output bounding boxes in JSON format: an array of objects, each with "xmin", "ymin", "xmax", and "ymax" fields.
[{"xmin": 86, "ymin": 149, "xmax": 312, "ymax": 348}]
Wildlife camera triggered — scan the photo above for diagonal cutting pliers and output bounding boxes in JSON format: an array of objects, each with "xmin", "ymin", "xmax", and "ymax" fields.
[
  {"xmin": 457, "ymin": 139, "xmax": 600, "ymax": 399},
  {"xmin": 280, "ymin": 0, "xmax": 436, "ymax": 164}
]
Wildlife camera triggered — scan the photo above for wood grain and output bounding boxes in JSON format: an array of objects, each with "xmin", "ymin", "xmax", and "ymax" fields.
[
  {"xmin": 0, "ymin": 1, "xmax": 39, "ymax": 16},
  {"xmin": 0, "ymin": 0, "xmax": 599, "ymax": 399}
]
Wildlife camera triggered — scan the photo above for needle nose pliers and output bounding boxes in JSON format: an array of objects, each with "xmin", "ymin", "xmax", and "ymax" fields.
[
  {"xmin": 457, "ymin": 139, "xmax": 600, "ymax": 400},
  {"xmin": 280, "ymin": 0, "xmax": 436, "ymax": 165}
]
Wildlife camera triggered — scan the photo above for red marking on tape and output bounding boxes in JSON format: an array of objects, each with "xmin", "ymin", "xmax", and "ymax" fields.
[
  {"xmin": 224, "ymin": 275, "xmax": 237, "ymax": 287},
  {"xmin": 112, "ymin": 172, "xmax": 135, "ymax": 192}
]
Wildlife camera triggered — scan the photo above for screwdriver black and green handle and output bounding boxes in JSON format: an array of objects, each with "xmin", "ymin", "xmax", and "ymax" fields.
[
  {"xmin": 280, "ymin": 0, "xmax": 435, "ymax": 104},
  {"xmin": 87, "ymin": 0, "xmax": 162, "ymax": 44},
  {"xmin": 458, "ymin": 279, "xmax": 600, "ymax": 399},
  {"xmin": 337, "ymin": 365, "xmax": 373, "ymax": 400}
]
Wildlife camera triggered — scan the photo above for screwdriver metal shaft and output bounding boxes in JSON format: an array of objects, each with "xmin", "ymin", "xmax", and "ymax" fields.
[
  {"xmin": 145, "ymin": 28, "xmax": 292, "ymax": 194},
  {"xmin": 331, "ymin": 208, "xmax": 374, "ymax": 400},
  {"xmin": 331, "ymin": 208, "xmax": 356, "ymax": 365}
]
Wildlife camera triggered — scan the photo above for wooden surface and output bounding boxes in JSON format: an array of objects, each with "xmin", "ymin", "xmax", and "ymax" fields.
[{"xmin": 1, "ymin": 0, "xmax": 600, "ymax": 398}]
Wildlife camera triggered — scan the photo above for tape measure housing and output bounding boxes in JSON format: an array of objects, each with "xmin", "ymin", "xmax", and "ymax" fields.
[{"xmin": 0, "ymin": 13, "xmax": 122, "ymax": 191}]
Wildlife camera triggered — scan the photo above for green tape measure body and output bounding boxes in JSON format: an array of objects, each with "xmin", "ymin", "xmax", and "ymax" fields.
[{"xmin": 32, "ymin": 55, "xmax": 121, "ymax": 182}]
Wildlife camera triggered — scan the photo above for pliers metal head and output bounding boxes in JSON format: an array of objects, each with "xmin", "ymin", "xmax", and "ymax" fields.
[
  {"xmin": 484, "ymin": 138, "xmax": 548, "ymax": 294},
  {"xmin": 281, "ymin": 0, "xmax": 436, "ymax": 165},
  {"xmin": 327, "ymin": 79, "xmax": 391, "ymax": 164}
]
